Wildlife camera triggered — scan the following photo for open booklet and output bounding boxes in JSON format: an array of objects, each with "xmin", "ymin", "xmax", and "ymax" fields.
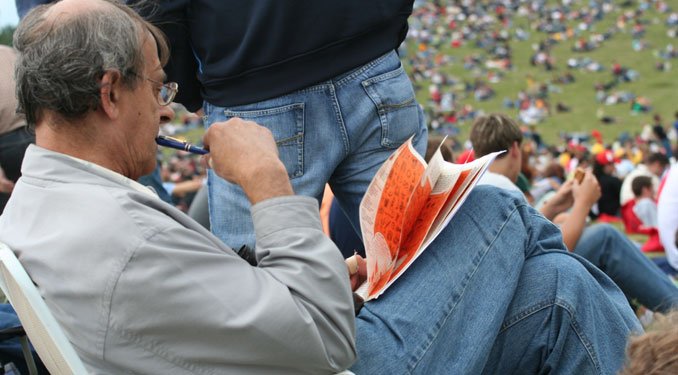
[{"xmin": 354, "ymin": 138, "xmax": 501, "ymax": 301}]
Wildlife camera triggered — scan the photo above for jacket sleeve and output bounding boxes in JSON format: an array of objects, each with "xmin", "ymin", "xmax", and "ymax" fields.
[
  {"xmin": 133, "ymin": 0, "xmax": 204, "ymax": 111},
  {"xmin": 107, "ymin": 196, "xmax": 357, "ymax": 374}
]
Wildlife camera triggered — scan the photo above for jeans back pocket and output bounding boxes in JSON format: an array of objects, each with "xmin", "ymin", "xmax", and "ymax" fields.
[
  {"xmin": 362, "ymin": 65, "xmax": 421, "ymax": 148},
  {"xmin": 223, "ymin": 103, "xmax": 305, "ymax": 179}
]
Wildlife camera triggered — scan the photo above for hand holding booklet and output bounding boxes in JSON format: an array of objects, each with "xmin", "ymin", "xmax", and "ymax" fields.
[{"xmin": 354, "ymin": 138, "xmax": 501, "ymax": 301}]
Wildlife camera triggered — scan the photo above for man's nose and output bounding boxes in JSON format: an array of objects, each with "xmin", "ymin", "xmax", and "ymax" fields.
[{"xmin": 159, "ymin": 104, "xmax": 175, "ymax": 124}]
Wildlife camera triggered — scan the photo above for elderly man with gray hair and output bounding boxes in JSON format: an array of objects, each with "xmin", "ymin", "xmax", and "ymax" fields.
[{"xmin": 0, "ymin": 1, "xmax": 642, "ymax": 374}]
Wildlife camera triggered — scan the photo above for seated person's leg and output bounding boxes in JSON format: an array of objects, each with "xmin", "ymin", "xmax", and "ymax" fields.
[
  {"xmin": 651, "ymin": 256, "xmax": 678, "ymax": 277},
  {"xmin": 329, "ymin": 197, "xmax": 365, "ymax": 258},
  {"xmin": 351, "ymin": 186, "xmax": 640, "ymax": 374},
  {"xmin": 574, "ymin": 224, "xmax": 678, "ymax": 313},
  {"xmin": 483, "ymin": 252, "xmax": 642, "ymax": 374}
]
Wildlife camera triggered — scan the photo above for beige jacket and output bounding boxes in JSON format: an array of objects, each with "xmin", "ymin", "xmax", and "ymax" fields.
[{"xmin": 0, "ymin": 145, "xmax": 357, "ymax": 374}]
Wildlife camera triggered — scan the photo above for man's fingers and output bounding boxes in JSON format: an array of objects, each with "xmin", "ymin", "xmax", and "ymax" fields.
[{"xmin": 346, "ymin": 255, "xmax": 360, "ymax": 275}]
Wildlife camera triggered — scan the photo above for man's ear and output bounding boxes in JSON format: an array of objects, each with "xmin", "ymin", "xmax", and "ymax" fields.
[
  {"xmin": 510, "ymin": 141, "xmax": 521, "ymax": 158},
  {"xmin": 99, "ymin": 70, "xmax": 123, "ymax": 119}
]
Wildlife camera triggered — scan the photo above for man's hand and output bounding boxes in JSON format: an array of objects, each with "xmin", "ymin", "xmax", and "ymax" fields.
[
  {"xmin": 571, "ymin": 170, "xmax": 601, "ymax": 210},
  {"xmin": 202, "ymin": 118, "xmax": 293, "ymax": 204},
  {"xmin": 345, "ymin": 254, "xmax": 367, "ymax": 292}
]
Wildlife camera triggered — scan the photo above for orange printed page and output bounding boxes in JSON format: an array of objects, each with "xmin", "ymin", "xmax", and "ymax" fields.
[
  {"xmin": 383, "ymin": 150, "xmax": 472, "ymax": 289},
  {"xmin": 373, "ymin": 150, "xmax": 426, "ymax": 258},
  {"xmin": 365, "ymin": 148, "xmax": 444, "ymax": 299},
  {"xmin": 388, "ymin": 150, "xmax": 449, "ymax": 280},
  {"xmin": 396, "ymin": 150, "xmax": 444, "ymax": 240},
  {"xmin": 358, "ymin": 148, "xmax": 401, "ymax": 302},
  {"xmin": 389, "ymin": 191, "xmax": 447, "ymax": 282},
  {"xmin": 358, "ymin": 139, "xmax": 427, "ymax": 300},
  {"xmin": 422, "ymin": 151, "xmax": 503, "ymax": 249}
]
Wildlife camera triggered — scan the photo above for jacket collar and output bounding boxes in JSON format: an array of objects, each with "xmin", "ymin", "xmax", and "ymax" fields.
[{"xmin": 21, "ymin": 144, "xmax": 158, "ymax": 198}]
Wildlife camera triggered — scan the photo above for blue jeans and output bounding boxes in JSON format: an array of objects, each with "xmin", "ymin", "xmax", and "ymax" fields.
[
  {"xmin": 352, "ymin": 187, "xmax": 641, "ymax": 374},
  {"xmin": 204, "ymin": 50, "xmax": 428, "ymax": 249},
  {"xmin": 652, "ymin": 256, "xmax": 678, "ymax": 277},
  {"xmin": 15, "ymin": 0, "xmax": 51, "ymax": 19},
  {"xmin": 574, "ymin": 224, "xmax": 678, "ymax": 313}
]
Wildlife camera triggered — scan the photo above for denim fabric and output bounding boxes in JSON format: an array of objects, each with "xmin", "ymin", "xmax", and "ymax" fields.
[
  {"xmin": 15, "ymin": 0, "xmax": 51, "ymax": 19},
  {"xmin": 652, "ymin": 256, "xmax": 678, "ymax": 277},
  {"xmin": 330, "ymin": 197, "xmax": 365, "ymax": 258},
  {"xmin": 0, "ymin": 304, "xmax": 47, "ymax": 374},
  {"xmin": 204, "ymin": 50, "xmax": 428, "ymax": 249},
  {"xmin": 574, "ymin": 224, "xmax": 678, "ymax": 313},
  {"xmin": 351, "ymin": 186, "xmax": 641, "ymax": 374}
]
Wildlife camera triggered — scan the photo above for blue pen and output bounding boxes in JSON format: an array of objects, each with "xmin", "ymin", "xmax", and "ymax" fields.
[{"xmin": 155, "ymin": 135, "xmax": 209, "ymax": 155}]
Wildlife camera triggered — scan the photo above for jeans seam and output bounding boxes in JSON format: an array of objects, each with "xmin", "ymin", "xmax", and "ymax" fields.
[
  {"xmin": 328, "ymin": 84, "xmax": 350, "ymax": 157},
  {"xmin": 221, "ymin": 102, "xmax": 304, "ymax": 117},
  {"xmin": 334, "ymin": 51, "xmax": 393, "ymax": 88},
  {"xmin": 408, "ymin": 205, "xmax": 521, "ymax": 373},
  {"xmin": 361, "ymin": 66, "xmax": 405, "ymax": 86},
  {"xmin": 499, "ymin": 299, "xmax": 602, "ymax": 374},
  {"xmin": 556, "ymin": 299, "xmax": 601, "ymax": 374},
  {"xmin": 292, "ymin": 82, "xmax": 331, "ymax": 95}
]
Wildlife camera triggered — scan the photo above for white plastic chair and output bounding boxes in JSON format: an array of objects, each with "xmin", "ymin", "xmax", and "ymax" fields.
[{"xmin": 0, "ymin": 242, "xmax": 88, "ymax": 375}]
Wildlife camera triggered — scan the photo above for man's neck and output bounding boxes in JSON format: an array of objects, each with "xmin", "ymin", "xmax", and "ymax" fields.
[
  {"xmin": 35, "ymin": 116, "xmax": 125, "ymax": 177},
  {"xmin": 488, "ymin": 158, "xmax": 517, "ymax": 183}
]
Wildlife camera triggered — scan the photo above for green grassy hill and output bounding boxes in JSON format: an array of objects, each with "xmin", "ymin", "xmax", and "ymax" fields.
[{"xmin": 403, "ymin": 2, "xmax": 677, "ymax": 145}]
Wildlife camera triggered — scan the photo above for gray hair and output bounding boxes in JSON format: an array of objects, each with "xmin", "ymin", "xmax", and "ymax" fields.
[{"xmin": 13, "ymin": 0, "xmax": 168, "ymax": 127}]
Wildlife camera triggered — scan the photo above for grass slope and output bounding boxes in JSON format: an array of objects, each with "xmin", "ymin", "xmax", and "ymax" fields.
[{"xmin": 404, "ymin": 2, "xmax": 677, "ymax": 145}]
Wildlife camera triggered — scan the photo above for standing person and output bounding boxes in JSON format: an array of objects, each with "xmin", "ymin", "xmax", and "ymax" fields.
[
  {"xmin": 141, "ymin": 1, "xmax": 429, "ymax": 249},
  {"xmin": 619, "ymin": 152, "xmax": 669, "ymax": 207},
  {"xmin": 658, "ymin": 164, "xmax": 678, "ymax": 275},
  {"xmin": 0, "ymin": 45, "xmax": 34, "ymax": 214},
  {"xmin": 15, "ymin": 0, "xmax": 50, "ymax": 18}
]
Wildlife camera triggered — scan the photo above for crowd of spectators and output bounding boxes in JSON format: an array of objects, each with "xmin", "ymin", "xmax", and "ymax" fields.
[
  {"xmin": 0, "ymin": 0, "xmax": 677, "ymax": 373},
  {"xmin": 403, "ymin": 0, "xmax": 678, "ymax": 139}
]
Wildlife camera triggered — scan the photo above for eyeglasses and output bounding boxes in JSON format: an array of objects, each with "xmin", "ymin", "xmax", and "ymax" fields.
[
  {"xmin": 131, "ymin": 72, "xmax": 178, "ymax": 106},
  {"xmin": 144, "ymin": 77, "xmax": 178, "ymax": 106}
]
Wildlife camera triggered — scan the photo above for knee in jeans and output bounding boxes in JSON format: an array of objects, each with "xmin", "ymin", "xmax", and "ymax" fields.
[
  {"xmin": 522, "ymin": 254, "xmax": 598, "ymax": 302},
  {"xmin": 585, "ymin": 223, "xmax": 618, "ymax": 239},
  {"xmin": 579, "ymin": 224, "xmax": 622, "ymax": 252}
]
